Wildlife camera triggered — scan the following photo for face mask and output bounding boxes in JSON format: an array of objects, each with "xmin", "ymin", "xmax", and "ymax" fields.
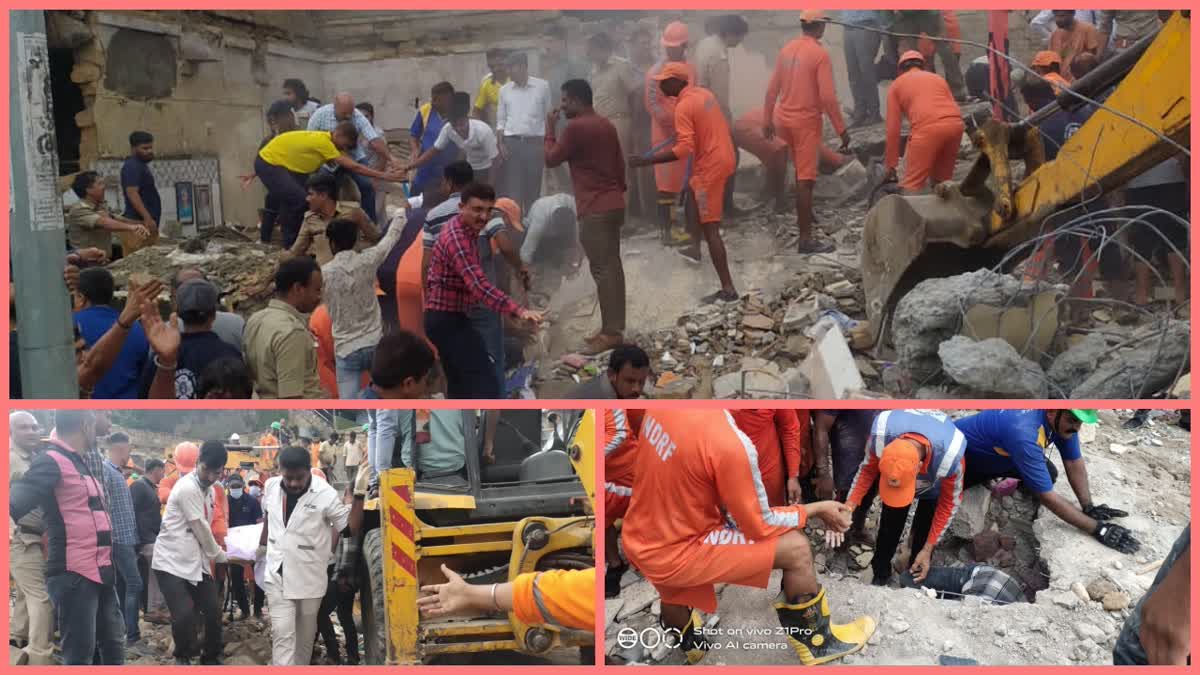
[
  {"xmin": 230, "ymin": 488, "xmax": 244, "ymax": 499},
  {"xmin": 249, "ymin": 486, "xmax": 261, "ymax": 498}
]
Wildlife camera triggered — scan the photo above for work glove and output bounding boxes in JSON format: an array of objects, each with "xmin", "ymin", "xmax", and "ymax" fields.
[
  {"xmin": 1085, "ymin": 504, "xmax": 1129, "ymax": 521},
  {"xmin": 1094, "ymin": 522, "xmax": 1141, "ymax": 554}
]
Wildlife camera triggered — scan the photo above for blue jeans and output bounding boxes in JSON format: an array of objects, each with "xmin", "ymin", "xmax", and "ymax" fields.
[
  {"xmin": 113, "ymin": 543, "xmax": 143, "ymax": 642},
  {"xmin": 350, "ymin": 172, "xmax": 378, "ymax": 224},
  {"xmin": 468, "ymin": 308, "xmax": 505, "ymax": 397},
  {"xmin": 46, "ymin": 572, "xmax": 125, "ymax": 664},
  {"xmin": 336, "ymin": 345, "xmax": 376, "ymax": 400}
]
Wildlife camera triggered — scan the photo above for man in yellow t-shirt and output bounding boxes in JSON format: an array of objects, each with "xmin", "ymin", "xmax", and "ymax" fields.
[
  {"xmin": 249, "ymin": 121, "xmax": 403, "ymax": 249},
  {"xmin": 472, "ymin": 48, "xmax": 510, "ymax": 128}
]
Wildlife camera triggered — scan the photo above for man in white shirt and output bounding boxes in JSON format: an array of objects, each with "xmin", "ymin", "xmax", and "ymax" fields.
[
  {"xmin": 151, "ymin": 441, "xmax": 228, "ymax": 665},
  {"xmin": 407, "ymin": 92, "xmax": 499, "ymax": 185},
  {"xmin": 495, "ymin": 51, "xmax": 552, "ymax": 214},
  {"xmin": 258, "ymin": 447, "xmax": 352, "ymax": 666},
  {"xmin": 343, "ymin": 429, "xmax": 365, "ymax": 484}
]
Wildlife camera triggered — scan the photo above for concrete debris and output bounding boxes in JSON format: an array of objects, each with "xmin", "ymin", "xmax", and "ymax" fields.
[
  {"xmin": 948, "ymin": 485, "xmax": 992, "ymax": 540},
  {"xmin": 1101, "ymin": 592, "xmax": 1131, "ymax": 612},
  {"xmin": 1046, "ymin": 333, "xmax": 1108, "ymax": 398},
  {"xmin": 1070, "ymin": 321, "xmax": 1190, "ymax": 399},
  {"xmin": 890, "ymin": 620, "xmax": 911, "ymax": 635},
  {"xmin": 803, "ymin": 323, "xmax": 866, "ymax": 399},
  {"xmin": 1072, "ymin": 582, "xmax": 1091, "ymax": 602},
  {"xmin": 1108, "ymin": 443, "xmax": 1131, "ymax": 455},
  {"xmin": 617, "ymin": 581, "xmax": 659, "ymax": 621},
  {"xmin": 938, "ymin": 335, "xmax": 1048, "ymax": 398},
  {"xmin": 891, "ymin": 269, "xmax": 1056, "ymax": 384}
]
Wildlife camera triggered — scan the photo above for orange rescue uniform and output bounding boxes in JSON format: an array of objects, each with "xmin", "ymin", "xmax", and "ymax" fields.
[
  {"xmin": 670, "ymin": 86, "xmax": 736, "ymax": 224},
  {"xmin": 730, "ymin": 409, "xmax": 802, "ymax": 507},
  {"xmin": 511, "ymin": 568, "xmax": 595, "ymax": 631},
  {"xmin": 604, "ymin": 408, "xmax": 644, "ymax": 528},
  {"xmin": 885, "ymin": 69, "xmax": 964, "ymax": 192},
  {"xmin": 645, "ymin": 60, "xmax": 698, "ymax": 194},
  {"xmin": 309, "ymin": 305, "xmax": 340, "ymax": 399},
  {"xmin": 623, "ymin": 410, "xmax": 809, "ymax": 612},
  {"xmin": 764, "ymin": 34, "xmax": 847, "ymax": 182},
  {"xmin": 733, "ymin": 109, "xmax": 846, "ymax": 172}
]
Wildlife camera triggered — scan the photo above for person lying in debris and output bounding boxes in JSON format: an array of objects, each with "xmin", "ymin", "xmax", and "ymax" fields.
[
  {"xmin": 621, "ymin": 409, "xmax": 876, "ymax": 665},
  {"xmin": 897, "ymin": 563, "xmax": 1025, "ymax": 605},
  {"xmin": 954, "ymin": 409, "xmax": 1141, "ymax": 554}
]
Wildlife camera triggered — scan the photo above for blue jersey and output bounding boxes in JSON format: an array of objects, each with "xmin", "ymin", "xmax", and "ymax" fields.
[
  {"xmin": 866, "ymin": 410, "xmax": 966, "ymax": 501},
  {"xmin": 954, "ymin": 409, "xmax": 1082, "ymax": 494}
]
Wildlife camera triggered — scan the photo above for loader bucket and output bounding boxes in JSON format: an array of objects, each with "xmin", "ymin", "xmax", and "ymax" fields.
[{"xmin": 861, "ymin": 189, "xmax": 1005, "ymax": 344}]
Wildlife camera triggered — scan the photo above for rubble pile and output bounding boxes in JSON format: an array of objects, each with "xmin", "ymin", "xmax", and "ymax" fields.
[
  {"xmin": 107, "ymin": 228, "xmax": 286, "ymax": 316},
  {"xmin": 607, "ymin": 410, "xmax": 1190, "ymax": 666}
]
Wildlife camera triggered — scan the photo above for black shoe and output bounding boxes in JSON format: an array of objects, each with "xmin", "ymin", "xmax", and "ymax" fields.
[
  {"xmin": 174, "ymin": 657, "xmax": 192, "ymax": 666},
  {"xmin": 605, "ymin": 565, "xmax": 628, "ymax": 598},
  {"xmin": 701, "ymin": 289, "xmax": 740, "ymax": 305},
  {"xmin": 200, "ymin": 657, "xmax": 224, "ymax": 666},
  {"xmin": 677, "ymin": 246, "xmax": 702, "ymax": 264},
  {"xmin": 1123, "ymin": 410, "xmax": 1150, "ymax": 429},
  {"xmin": 797, "ymin": 239, "xmax": 835, "ymax": 254},
  {"xmin": 870, "ymin": 574, "xmax": 889, "ymax": 587}
]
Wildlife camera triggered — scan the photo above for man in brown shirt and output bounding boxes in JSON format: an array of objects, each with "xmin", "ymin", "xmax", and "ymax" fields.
[
  {"xmin": 243, "ymin": 257, "xmax": 325, "ymax": 399},
  {"xmin": 286, "ymin": 173, "xmax": 378, "ymax": 266},
  {"xmin": 66, "ymin": 171, "xmax": 151, "ymax": 254},
  {"xmin": 545, "ymin": 79, "xmax": 628, "ymax": 354},
  {"xmin": 1049, "ymin": 11, "xmax": 1101, "ymax": 82}
]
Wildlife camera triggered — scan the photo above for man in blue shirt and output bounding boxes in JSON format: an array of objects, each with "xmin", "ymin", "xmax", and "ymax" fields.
[
  {"xmin": 74, "ymin": 267, "xmax": 150, "ymax": 399},
  {"xmin": 120, "ymin": 131, "xmax": 161, "ymax": 234},
  {"xmin": 955, "ymin": 409, "xmax": 1140, "ymax": 553},
  {"xmin": 409, "ymin": 82, "xmax": 456, "ymax": 198}
]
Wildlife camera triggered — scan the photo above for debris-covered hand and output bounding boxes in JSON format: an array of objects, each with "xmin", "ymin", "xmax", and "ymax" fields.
[
  {"xmin": 1084, "ymin": 503, "xmax": 1129, "ymax": 521},
  {"xmin": 910, "ymin": 548, "xmax": 932, "ymax": 583},
  {"xmin": 1094, "ymin": 522, "xmax": 1140, "ymax": 553}
]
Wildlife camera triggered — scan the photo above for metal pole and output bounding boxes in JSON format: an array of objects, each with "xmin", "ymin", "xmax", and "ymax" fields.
[{"xmin": 11, "ymin": 10, "xmax": 78, "ymax": 398}]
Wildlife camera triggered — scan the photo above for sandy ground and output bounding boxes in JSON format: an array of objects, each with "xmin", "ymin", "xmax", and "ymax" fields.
[{"xmin": 605, "ymin": 409, "xmax": 1190, "ymax": 666}]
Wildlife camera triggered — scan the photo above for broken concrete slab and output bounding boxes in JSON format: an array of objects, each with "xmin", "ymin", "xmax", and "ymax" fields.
[
  {"xmin": 803, "ymin": 323, "xmax": 865, "ymax": 399},
  {"xmin": 782, "ymin": 296, "xmax": 821, "ymax": 333},
  {"xmin": 1070, "ymin": 320, "xmax": 1190, "ymax": 398},
  {"xmin": 949, "ymin": 485, "xmax": 992, "ymax": 540},
  {"xmin": 938, "ymin": 335, "xmax": 1049, "ymax": 398},
  {"xmin": 891, "ymin": 270, "xmax": 1057, "ymax": 384},
  {"xmin": 1046, "ymin": 333, "xmax": 1108, "ymax": 398},
  {"xmin": 616, "ymin": 580, "xmax": 658, "ymax": 621},
  {"xmin": 961, "ymin": 289, "xmax": 1060, "ymax": 358}
]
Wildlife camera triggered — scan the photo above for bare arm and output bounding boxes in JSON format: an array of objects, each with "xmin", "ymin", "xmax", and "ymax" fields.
[
  {"xmin": 124, "ymin": 187, "xmax": 156, "ymax": 227},
  {"xmin": 334, "ymin": 155, "xmax": 400, "ymax": 181},
  {"xmin": 1036, "ymin": 490, "xmax": 1098, "ymax": 534},
  {"xmin": 1062, "ymin": 457, "xmax": 1094, "ymax": 510}
]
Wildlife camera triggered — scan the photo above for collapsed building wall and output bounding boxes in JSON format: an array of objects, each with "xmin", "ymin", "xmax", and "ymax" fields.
[{"xmin": 46, "ymin": 9, "xmax": 1043, "ymax": 233}]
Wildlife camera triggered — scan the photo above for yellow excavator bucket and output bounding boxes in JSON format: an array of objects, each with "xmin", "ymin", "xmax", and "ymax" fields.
[{"xmin": 861, "ymin": 11, "xmax": 1190, "ymax": 343}]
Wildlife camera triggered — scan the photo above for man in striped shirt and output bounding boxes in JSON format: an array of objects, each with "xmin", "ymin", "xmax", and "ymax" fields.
[{"xmin": 423, "ymin": 182, "xmax": 542, "ymax": 399}]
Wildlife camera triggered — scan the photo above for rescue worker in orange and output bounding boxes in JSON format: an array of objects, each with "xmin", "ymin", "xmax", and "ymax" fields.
[
  {"xmin": 622, "ymin": 409, "xmax": 875, "ymax": 665},
  {"xmin": 1031, "ymin": 51, "xmax": 1070, "ymax": 95},
  {"xmin": 419, "ymin": 564, "xmax": 594, "ymax": 631},
  {"xmin": 603, "ymin": 408, "xmax": 644, "ymax": 597},
  {"xmin": 764, "ymin": 11, "xmax": 850, "ymax": 255},
  {"xmin": 644, "ymin": 22, "xmax": 697, "ymax": 247},
  {"xmin": 629, "ymin": 62, "xmax": 738, "ymax": 304},
  {"xmin": 882, "ymin": 51, "xmax": 965, "ymax": 193},
  {"xmin": 733, "ymin": 108, "xmax": 847, "ymax": 214},
  {"xmin": 844, "ymin": 410, "xmax": 966, "ymax": 587},
  {"xmin": 730, "ymin": 409, "xmax": 803, "ymax": 507}
]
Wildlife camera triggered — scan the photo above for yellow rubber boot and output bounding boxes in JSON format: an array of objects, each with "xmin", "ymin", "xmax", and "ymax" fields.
[
  {"xmin": 774, "ymin": 587, "xmax": 875, "ymax": 666},
  {"xmin": 663, "ymin": 609, "xmax": 710, "ymax": 665}
]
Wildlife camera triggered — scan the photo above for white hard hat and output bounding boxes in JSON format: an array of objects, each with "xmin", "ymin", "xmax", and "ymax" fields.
[{"xmin": 229, "ymin": 433, "xmax": 241, "ymax": 443}]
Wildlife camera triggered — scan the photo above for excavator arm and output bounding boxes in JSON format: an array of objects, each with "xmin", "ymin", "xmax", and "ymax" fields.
[{"xmin": 862, "ymin": 11, "xmax": 1190, "ymax": 341}]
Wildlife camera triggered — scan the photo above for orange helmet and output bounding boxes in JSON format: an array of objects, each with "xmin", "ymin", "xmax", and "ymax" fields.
[
  {"xmin": 174, "ymin": 442, "xmax": 199, "ymax": 474},
  {"xmin": 1031, "ymin": 50, "xmax": 1063, "ymax": 68},
  {"xmin": 661, "ymin": 21, "xmax": 689, "ymax": 48},
  {"xmin": 800, "ymin": 10, "xmax": 829, "ymax": 24},
  {"xmin": 899, "ymin": 50, "xmax": 926, "ymax": 71},
  {"xmin": 493, "ymin": 198, "xmax": 524, "ymax": 232}
]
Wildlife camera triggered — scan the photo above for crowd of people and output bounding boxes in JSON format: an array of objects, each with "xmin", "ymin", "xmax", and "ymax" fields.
[
  {"xmin": 604, "ymin": 407, "xmax": 1188, "ymax": 665},
  {"xmin": 8, "ymin": 410, "xmax": 595, "ymax": 665},
  {"xmin": 21, "ymin": 10, "xmax": 1185, "ymax": 402}
]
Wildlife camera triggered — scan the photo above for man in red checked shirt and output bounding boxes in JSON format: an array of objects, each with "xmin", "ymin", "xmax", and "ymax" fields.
[{"xmin": 424, "ymin": 182, "xmax": 542, "ymax": 399}]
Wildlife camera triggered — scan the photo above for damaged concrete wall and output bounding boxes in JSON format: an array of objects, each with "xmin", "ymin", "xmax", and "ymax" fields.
[{"xmin": 52, "ymin": 10, "xmax": 326, "ymax": 228}]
